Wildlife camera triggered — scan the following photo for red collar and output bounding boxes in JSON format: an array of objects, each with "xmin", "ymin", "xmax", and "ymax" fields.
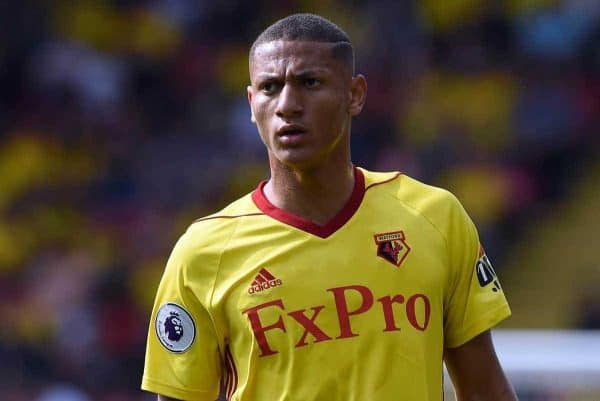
[{"xmin": 251, "ymin": 167, "xmax": 365, "ymax": 238}]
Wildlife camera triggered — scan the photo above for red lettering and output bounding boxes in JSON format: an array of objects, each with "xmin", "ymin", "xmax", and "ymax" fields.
[
  {"xmin": 406, "ymin": 294, "xmax": 431, "ymax": 331},
  {"xmin": 288, "ymin": 306, "xmax": 332, "ymax": 347},
  {"xmin": 242, "ymin": 299, "xmax": 286, "ymax": 357},
  {"xmin": 377, "ymin": 294, "xmax": 405, "ymax": 332},
  {"xmin": 243, "ymin": 288, "xmax": 431, "ymax": 358},
  {"xmin": 327, "ymin": 285, "xmax": 374, "ymax": 339}
]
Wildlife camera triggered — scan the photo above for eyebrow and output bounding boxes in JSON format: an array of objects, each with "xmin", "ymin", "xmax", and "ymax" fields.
[{"xmin": 255, "ymin": 68, "xmax": 331, "ymax": 82}]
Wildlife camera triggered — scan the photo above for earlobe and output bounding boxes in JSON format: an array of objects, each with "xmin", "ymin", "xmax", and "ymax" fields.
[{"xmin": 251, "ymin": 114, "xmax": 256, "ymax": 123}]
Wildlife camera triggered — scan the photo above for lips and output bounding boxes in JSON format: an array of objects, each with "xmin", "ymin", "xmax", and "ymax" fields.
[
  {"xmin": 277, "ymin": 125, "xmax": 308, "ymax": 146},
  {"xmin": 277, "ymin": 124, "xmax": 307, "ymax": 137},
  {"xmin": 280, "ymin": 129, "xmax": 304, "ymax": 136}
]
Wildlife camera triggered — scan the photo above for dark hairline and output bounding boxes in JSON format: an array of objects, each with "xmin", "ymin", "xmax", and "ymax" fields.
[
  {"xmin": 249, "ymin": 40, "xmax": 355, "ymax": 76},
  {"xmin": 249, "ymin": 14, "xmax": 355, "ymax": 75}
]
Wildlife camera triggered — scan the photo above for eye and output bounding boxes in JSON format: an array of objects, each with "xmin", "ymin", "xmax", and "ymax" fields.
[
  {"xmin": 304, "ymin": 78, "xmax": 320, "ymax": 88},
  {"xmin": 260, "ymin": 81, "xmax": 280, "ymax": 94}
]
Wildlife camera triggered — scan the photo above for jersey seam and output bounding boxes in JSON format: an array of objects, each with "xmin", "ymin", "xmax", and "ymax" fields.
[
  {"xmin": 392, "ymin": 194, "xmax": 451, "ymax": 261},
  {"xmin": 386, "ymin": 187, "xmax": 455, "ymax": 316},
  {"xmin": 193, "ymin": 212, "xmax": 264, "ymax": 223},
  {"xmin": 364, "ymin": 172, "xmax": 402, "ymax": 191},
  {"xmin": 208, "ymin": 215, "xmax": 245, "ymax": 356},
  {"xmin": 364, "ymin": 173, "xmax": 450, "ymax": 249},
  {"xmin": 445, "ymin": 216, "xmax": 479, "ymax": 319}
]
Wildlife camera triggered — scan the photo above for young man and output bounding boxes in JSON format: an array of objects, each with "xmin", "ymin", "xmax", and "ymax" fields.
[{"xmin": 142, "ymin": 14, "xmax": 517, "ymax": 401}]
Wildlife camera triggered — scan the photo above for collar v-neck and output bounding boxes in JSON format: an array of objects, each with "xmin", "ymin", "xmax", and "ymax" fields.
[{"xmin": 251, "ymin": 167, "xmax": 365, "ymax": 239}]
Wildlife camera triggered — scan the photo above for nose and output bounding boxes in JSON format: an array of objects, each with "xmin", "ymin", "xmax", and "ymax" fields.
[{"xmin": 275, "ymin": 83, "xmax": 303, "ymax": 118}]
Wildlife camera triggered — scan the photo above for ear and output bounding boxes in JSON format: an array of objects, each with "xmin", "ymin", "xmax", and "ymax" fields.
[
  {"xmin": 348, "ymin": 74, "xmax": 367, "ymax": 117},
  {"xmin": 247, "ymin": 85, "xmax": 256, "ymax": 123}
]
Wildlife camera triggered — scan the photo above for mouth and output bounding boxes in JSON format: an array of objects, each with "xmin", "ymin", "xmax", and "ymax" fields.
[
  {"xmin": 277, "ymin": 125, "xmax": 307, "ymax": 137},
  {"xmin": 277, "ymin": 125, "xmax": 308, "ymax": 145}
]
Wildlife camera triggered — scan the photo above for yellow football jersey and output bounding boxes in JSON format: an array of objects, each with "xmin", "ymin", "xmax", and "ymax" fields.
[{"xmin": 142, "ymin": 167, "xmax": 511, "ymax": 401}]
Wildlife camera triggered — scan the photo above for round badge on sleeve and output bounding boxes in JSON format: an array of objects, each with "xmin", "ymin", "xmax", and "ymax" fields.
[{"xmin": 155, "ymin": 303, "xmax": 196, "ymax": 353}]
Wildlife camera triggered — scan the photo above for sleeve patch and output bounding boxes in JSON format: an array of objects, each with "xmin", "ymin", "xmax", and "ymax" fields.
[
  {"xmin": 475, "ymin": 248, "xmax": 502, "ymax": 292},
  {"xmin": 155, "ymin": 303, "xmax": 196, "ymax": 353}
]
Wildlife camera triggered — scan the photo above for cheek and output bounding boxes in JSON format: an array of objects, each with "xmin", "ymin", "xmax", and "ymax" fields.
[
  {"xmin": 253, "ymin": 98, "xmax": 273, "ymax": 123},
  {"xmin": 253, "ymin": 107, "xmax": 272, "ymax": 145},
  {"xmin": 251, "ymin": 102, "xmax": 268, "ymax": 129},
  {"xmin": 316, "ymin": 96, "xmax": 347, "ymax": 130}
]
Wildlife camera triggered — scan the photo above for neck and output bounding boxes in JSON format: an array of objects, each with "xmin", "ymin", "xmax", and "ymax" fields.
[{"xmin": 263, "ymin": 158, "xmax": 355, "ymax": 226}]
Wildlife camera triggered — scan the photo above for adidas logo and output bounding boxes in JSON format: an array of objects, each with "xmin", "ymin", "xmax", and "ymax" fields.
[{"xmin": 248, "ymin": 268, "xmax": 282, "ymax": 294}]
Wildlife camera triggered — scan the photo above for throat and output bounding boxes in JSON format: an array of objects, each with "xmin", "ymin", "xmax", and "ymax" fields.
[{"xmin": 265, "ymin": 166, "xmax": 356, "ymax": 226}]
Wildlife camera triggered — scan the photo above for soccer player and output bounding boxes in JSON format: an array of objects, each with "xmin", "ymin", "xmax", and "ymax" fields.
[{"xmin": 142, "ymin": 13, "xmax": 518, "ymax": 401}]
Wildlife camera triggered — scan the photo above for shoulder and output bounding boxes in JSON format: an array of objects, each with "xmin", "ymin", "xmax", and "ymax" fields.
[
  {"xmin": 360, "ymin": 167, "xmax": 472, "ymax": 237},
  {"xmin": 361, "ymin": 168, "xmax": 463, "ymax": 214},
  {"xmin": 168, "ymin": 192, "xmax": 264, "ymax": 269},
  {"xmin": 190, "ymin": 192, "xmax": 263, "ymax": 233}
]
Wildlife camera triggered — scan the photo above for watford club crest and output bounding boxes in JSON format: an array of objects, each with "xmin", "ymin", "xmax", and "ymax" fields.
[{"xmin": 374, "ymin": 231, "xmax": 411, "ymax": 268}]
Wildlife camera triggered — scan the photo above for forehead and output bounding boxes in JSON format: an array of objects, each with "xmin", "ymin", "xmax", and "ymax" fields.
[{"xmin": 250, "ymin": 40, "xmax": 343, "ymax": 77}]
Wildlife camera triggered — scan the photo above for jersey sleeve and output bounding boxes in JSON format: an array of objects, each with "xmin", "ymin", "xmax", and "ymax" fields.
[
  {"xmin": 442, "ymin": 195, "xmax": 511, "ymax": 348},
  {"xmin": 141, "ymin": 229, "xmax": 223, "ymax": 401}
]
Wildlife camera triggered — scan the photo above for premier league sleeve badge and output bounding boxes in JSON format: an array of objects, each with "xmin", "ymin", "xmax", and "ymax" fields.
[{"xmin": 155, "ymin": 303, "xmax": 196, "ymax": 353}]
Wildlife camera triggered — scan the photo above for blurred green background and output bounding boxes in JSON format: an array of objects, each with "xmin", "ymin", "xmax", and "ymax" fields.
[{"xmin": 0, "ymin": 1, "xmax": 598, "ymax": 400}]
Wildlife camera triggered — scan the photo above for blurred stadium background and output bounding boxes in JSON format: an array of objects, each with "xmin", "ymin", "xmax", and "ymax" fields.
[{"xmin": 0, "ymin": 1, "xmax": 598, "ymax": 400}]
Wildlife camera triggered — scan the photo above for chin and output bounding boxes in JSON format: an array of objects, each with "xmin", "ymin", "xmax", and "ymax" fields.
[{"xmin": 273, "ymin": 149, "xmax": 322, "ymax": 171}]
